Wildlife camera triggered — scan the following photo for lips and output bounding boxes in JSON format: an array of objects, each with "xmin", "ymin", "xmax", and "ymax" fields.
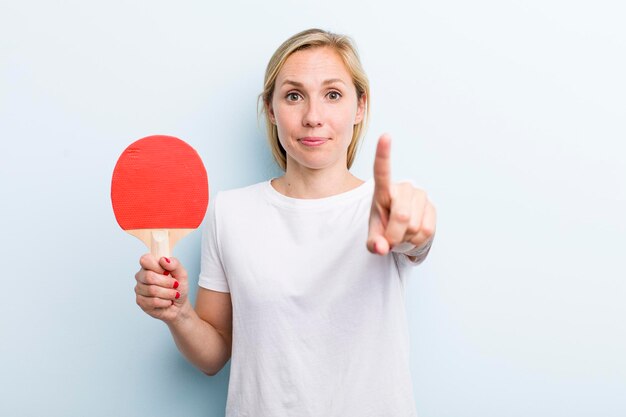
[{"xmin": 299, "ymin": 137, "xmax": 328, "ymax": 146}]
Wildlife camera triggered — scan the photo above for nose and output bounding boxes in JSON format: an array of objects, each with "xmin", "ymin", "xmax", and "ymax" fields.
[{"xmin": 302, "ymin": 100, "xmax": 323, "ymax": 128}]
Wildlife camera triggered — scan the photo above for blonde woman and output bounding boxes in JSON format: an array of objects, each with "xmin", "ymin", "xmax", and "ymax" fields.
[{"xmin": 134, "ymin": 28, "xmax": 436, "ymax": 416}]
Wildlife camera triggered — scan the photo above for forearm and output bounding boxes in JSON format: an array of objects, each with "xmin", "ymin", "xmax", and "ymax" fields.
[{"xmin": 166, "ymin": 301, "xmax": 230, "ymax": 376}]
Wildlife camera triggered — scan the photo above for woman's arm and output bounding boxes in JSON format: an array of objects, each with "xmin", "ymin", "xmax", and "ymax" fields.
[{"xmin": 167, "ymin": 287, "xmax": 233, "ymax": 376}]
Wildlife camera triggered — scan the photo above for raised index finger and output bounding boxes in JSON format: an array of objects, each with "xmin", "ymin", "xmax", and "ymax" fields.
[{"xmin": 373, "ymin": 134, "xmax": 392, "ymax": 200}]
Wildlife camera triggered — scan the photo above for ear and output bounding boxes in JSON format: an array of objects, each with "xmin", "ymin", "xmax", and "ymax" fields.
[
  {"xmin": 354, "ymin": 93, "xmax": 366, "ymax": 124},
  {"xmin": 266, "ymin": 101, "xmax": 277, "ymax": 125}
]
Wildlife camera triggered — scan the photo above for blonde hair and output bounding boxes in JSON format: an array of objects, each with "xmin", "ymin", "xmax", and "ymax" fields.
[{"xmin": 258, "ymin": 28, "xmax": 370, "ymax": 171}]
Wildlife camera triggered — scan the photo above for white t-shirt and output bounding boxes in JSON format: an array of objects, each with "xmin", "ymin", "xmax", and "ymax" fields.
[{"xmin": 199, "ymin": 179, "xmax": 424, "ymax": 417}]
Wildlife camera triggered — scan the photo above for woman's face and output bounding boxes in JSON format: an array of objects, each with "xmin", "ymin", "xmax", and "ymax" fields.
[{"xmin": 268, "ymin": 47, "xmax": 365, "ymax": 172}]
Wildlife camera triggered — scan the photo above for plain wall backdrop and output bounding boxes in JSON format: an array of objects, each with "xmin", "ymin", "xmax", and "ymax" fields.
[{"xmin": 1, "ymin": 0, "xmax": 624, "ymax": 416}]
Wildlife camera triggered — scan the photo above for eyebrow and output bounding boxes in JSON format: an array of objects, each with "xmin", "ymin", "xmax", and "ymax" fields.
[{"xmin": 280, "ymin": 78, "xmax": 346, "ymax": 88}]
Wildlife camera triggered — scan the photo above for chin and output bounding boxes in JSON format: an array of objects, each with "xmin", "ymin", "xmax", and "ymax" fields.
[{"xmin": 289, "ymin": 155, "xmax": 344, "ymax": 171}]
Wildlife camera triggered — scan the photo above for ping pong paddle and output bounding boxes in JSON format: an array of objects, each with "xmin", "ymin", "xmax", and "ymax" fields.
[{"xmin": 111, "ymin": 135, "xmax": 208, "ymax": 259}]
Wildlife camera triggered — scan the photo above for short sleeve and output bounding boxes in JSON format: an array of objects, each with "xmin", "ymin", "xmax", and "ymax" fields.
[
  {"xmin": 393, "ymin": 234, "xmax": 434, "ymax": 269},
  {"xmin": 198, "ymin": 194, "xmax": 230, "ymax": 293}
]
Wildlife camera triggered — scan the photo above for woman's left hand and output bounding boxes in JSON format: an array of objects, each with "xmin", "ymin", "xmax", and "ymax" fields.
[{"xmin": 367, "ymin": 134, "xmax": 437, "ymax": 256}]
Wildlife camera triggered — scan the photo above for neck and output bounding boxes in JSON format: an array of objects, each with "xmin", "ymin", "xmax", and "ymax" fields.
[{"xmin": 272, "ymin": 162, "xmax": 363, "ymax": 199}]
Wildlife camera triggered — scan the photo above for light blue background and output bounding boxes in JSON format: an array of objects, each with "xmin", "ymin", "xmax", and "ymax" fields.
[{"xmin": 1, "ymin": 1, "xmax": 625, "ymax": 416}]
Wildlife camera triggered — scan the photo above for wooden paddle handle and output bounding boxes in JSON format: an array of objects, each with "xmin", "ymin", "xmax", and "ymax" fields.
[
  {"xmin": 151, "ymin": 230, "xmax": 170, "ymax": 259},
  {"xmin": 126, "ymin": 228, "xmax": 194, "ymax": 258}
]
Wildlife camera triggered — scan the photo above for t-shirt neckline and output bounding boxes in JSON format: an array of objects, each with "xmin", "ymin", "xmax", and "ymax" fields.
[{"xmin": 264, "ymin": 177, "xmax": 374, "ymax": 210}]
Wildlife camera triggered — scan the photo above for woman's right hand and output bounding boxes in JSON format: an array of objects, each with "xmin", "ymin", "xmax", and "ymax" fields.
[{"xmin": 135, "ymin": 254, "xmax": 190, "ymax": 324}]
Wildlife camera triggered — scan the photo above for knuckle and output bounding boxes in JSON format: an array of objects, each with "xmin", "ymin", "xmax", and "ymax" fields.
[
  {"xmin": 393, "ymin": 211, "xmax": 411, "ymax": 223},
  {"xmin": 385, "ymin": 233, "xmax": 399, "ymax": 246},
  {"xmin": 139, "ymin": 254, "xmax": 152, "ymax": 266},
  {"xmin": 422, "ymin": 225, "xmax": 435, "ymax": 238},
  {"xmin": 145, "ymin": 271, "xmax": 157, "ymax": 284},
  {"xmin": 407, "ymin": 224, "xmax": 420, "ymax": 235},
  {"xmin": 414, "ymin": 194, "xmax": 427, "ymax": 207},
  {"xmin": 400, "ymin": 182, "xmax": 413, "ymax": 192}
]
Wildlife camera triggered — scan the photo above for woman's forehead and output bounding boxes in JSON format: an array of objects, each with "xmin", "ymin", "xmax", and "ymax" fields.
[{"xmin": 276, "ymin": 47, "xmax": 352, "ymax": 88}]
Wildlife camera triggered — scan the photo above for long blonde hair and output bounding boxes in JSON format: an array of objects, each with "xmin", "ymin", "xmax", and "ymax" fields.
[{"xmin": 259, "ymin": 28, "xmax": 370, "ymax": 171}]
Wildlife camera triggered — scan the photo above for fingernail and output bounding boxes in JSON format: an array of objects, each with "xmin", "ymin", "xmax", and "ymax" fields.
[
  {"xmin": 164, "ymin": 257, "xmax": 171, "ymax": 264},
  {"xmin": 175, "ymin": 292, "xmax": 180, "ymax": 299},
  {"xmin": 163, "ymin": 271, "xmax": 170, "ymax": 276},
  {"xmin": 173, "ymin": 281, "xmax": 179, "ymax": 289}
]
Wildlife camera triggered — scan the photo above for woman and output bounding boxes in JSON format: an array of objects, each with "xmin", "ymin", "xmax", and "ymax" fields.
[{"xmin": 135, "ymin": 28, "xmax": 436, "ymax": 416}]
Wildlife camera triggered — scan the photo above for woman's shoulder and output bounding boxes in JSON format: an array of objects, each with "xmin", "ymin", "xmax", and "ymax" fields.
[{"xmin": 213, "ymin": 180, "xmax": 270, "ymax": 209}]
